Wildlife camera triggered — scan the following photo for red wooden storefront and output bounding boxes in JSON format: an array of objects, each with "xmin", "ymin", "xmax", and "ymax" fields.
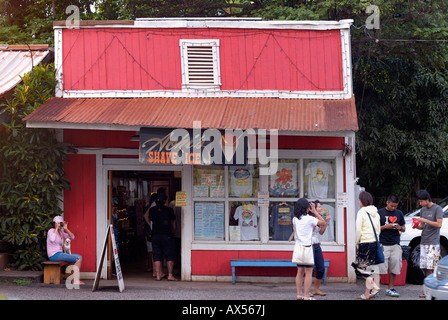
[{"xmin": 25, "ymin": 18, "xmax": 359, "ymax": 283}]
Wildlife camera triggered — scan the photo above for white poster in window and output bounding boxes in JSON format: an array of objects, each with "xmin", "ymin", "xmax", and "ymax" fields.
[
  {"xmin": 210, "ymin": 186, "xmax": 225, "ymax": 198},
  {"xmin": 194, "ymin": 202, "xmax": 224, "ymax": 241},
  {"xmin": 337, "ymin": 192, "xmax": 348, "ymax": 207},
  {"xmin": 229, "ymin": 226, "xmax": 240, "ymax": 241},
  {"xmin": 257, "ymin": 192, "xmax": 269, "ymax": 207},
  {"xmin": 194, "ymin": 185, "xmax": 209, "ymax": 197}
]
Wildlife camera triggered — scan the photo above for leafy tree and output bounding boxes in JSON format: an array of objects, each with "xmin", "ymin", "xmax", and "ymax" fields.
[
  {"xmin": 0, "ymin": 64, "xmax": 70, "ymax": 270},
  {"xmin": 0, "ymin": 0, "xmax": 263, "ymax": 45},
  {"xmin": 254, "ymin": 1, "xmax": 448, "ymax": 209},
  {"xmin": 0, "ymin": 0, "xmax": 96, "ymax": 45}
]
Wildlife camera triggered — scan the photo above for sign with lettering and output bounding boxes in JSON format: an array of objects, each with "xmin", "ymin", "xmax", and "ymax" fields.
[
  {"xmin": 175, "ymin": 191, "xmax": 187, "ymax": 207},
  {"xmin": 139, "ymin": 127, "xmax": 247, "ymax": 166},
  {"xmin": 92, "ymin": 225, "xmax": 125, "ymax": 293}
]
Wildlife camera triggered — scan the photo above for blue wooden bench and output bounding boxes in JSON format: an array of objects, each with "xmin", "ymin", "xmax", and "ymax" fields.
[{"xmin": 230, "ymin": 259, "xmax": 330, "ymax": 285}]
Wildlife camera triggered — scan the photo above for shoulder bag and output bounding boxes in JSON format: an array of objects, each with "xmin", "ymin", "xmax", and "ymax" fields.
[
  {"xmin": 366, "ymin": 212, "xmax": 385, "ymax": 264},
  {"xmin": 291, "ymin": 217, "xmax": 314, "ymax": 265}
]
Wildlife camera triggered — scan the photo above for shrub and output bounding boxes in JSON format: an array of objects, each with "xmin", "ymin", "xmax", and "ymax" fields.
[{"xmin": 0, "ymin": 63, "xmax": 70, "ymax": 270}]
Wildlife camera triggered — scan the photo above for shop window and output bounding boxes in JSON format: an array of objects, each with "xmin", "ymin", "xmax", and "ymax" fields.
[
  {"xmin": 192, "ymin": 156, "xmax": 338, "ymax": 244},
  {"xmin": 303, "ymin": 159, "xmax": 335, "ymax": 199},
  {"xmin": 229, "ymin": 201, "xmax": 259, "ymax": 241}
]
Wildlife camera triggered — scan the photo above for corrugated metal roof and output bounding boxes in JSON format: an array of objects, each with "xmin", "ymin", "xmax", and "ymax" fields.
[
  {"xmin": 24, "ymin": 97, "xmax": 358, "ymax": 132},
  {"xmin": 0, "ymin": 46, "xmax": 50, "ymax": 96}
]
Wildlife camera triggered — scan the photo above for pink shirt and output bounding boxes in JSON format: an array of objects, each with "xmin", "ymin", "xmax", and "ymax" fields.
[{"xmin": 46, "ymin": 228, "xmax": 75, "ymax": 257}]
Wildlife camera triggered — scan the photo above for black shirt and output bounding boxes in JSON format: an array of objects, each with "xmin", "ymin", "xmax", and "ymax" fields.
[
  {"xmin": 378, "ymin": 207, "xmax": 405, "ymax": 246},
  {"xmin": 149, "ymin": 205, "xmax": 175, "ymax": 236}
]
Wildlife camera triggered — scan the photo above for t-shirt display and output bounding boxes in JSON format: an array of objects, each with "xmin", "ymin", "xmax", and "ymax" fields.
[
  {"xmin": 270, "ymin": 204, "xmax": 294, "ymax": 240},
  {"xmin": 305, "ymin": 161, "xmax": 334, "ymax": 198},
  {"xmin": 318, "ymin": 204, "xmax": 335, "ymax": 242},
  {"xmin": 229, "ymin": 166, "xmax": 254, "ymax": 197},
  {"xmin": 270, "ymin": 162, "xmax": 298, "ymax": 197},
  {"xmin": 234, "ymin": 205, "xmax": 259, "ymax": 240}
]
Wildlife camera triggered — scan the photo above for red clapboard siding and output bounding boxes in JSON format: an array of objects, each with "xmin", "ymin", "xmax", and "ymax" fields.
[
  {"xmin": 61, "ymin": 28, "xmax": 343, "ymax": 92},
  {"xmin": 63, "ymin": 154, "xmax": 97, "ymax": 272}
]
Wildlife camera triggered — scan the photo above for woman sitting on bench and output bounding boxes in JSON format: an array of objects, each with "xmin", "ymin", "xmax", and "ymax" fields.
[{"xmin": 46, "ymin": 216, "xmax": 84, "ymax": 285}]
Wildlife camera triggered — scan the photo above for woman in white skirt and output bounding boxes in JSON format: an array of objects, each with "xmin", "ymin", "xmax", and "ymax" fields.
[{"xmin": 293, "ymin": 198, "xmax": 326, "ymax": 300}]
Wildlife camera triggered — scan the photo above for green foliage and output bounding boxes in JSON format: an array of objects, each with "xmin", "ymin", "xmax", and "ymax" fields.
[{"xmin": 0, "ymin": 64, "xmax": 70, "ymax": 270}]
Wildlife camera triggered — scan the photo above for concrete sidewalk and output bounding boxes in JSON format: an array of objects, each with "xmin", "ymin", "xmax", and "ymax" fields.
[{"xmin": 0, "ymin": 269, "xmax": 425, "ymax": 301}]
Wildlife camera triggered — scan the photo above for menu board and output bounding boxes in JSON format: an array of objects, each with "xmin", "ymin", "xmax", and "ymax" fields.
[{"xmin": 194, "ymin": 202, "xmax": 225, "ymax": 241}]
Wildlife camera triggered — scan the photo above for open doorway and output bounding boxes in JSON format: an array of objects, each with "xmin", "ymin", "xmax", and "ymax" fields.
[{"xmin": 109, "ymin": 170, "xmax": 182, "ymax": 279}]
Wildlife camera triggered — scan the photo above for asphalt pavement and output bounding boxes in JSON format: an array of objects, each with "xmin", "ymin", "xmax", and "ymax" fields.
[
  {"xmin": 0, "ymin": 270, "xmax": 436, "ymax": 318},
  {"xmin": 0, "ymin": 269, "xmax": 426, "ymax": 301}
]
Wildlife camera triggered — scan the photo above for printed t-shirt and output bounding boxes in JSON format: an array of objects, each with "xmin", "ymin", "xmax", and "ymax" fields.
[
  {"xmin": 305, "ymin": 161, "xmax": 334, "ymax": 198},
  {"xmin": 378, "ymin": 207, "xmax": 405, "ymax": 246},
  {"xmin": 234, "ymin": 205, "xmax": 259, "ymax": 240},
  {"xmin": 229, "ymin": 167, "xmax": 254, "ymax": 197},
  {"xmin": 270, "ymin": 204, "xmax": 294, "ymax": 240}
]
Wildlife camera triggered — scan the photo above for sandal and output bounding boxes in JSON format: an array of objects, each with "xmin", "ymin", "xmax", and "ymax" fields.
[
  {"xmin": 167, "ymin": 277, "xmax": 179, "ymax": 281},
  {"xmin": 370, "ymin": 288, "xmax": 381, "ymax": 298},
  {"xmin": 358, "ymin": 294, "xmax": 369, "ymax": 300},
  {"xmin": 155, "ymin": 273, "xmax": 167, "ymax": 281},
  {"xmin": 313, "ymin": 291, "xmax": 326, "ymax": 296},
  {"xmin": 303, "ymin": 296, "xmax": 316, "ymax": 300}
]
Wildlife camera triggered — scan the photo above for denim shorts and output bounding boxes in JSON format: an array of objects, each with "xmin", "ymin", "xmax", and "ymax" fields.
[{"xmin": 49, "ymin": 252, "xmax": 82, "ymax": 263}]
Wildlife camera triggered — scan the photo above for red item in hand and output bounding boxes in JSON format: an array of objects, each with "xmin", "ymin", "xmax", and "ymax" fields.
[{"xmin": 412, "ymin": 218, "xmax": 419, "ymax": 229}]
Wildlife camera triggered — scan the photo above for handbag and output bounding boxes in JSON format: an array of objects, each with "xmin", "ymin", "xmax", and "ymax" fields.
[
  {"xmin": 292, "ymin": 243, "xmax": 314, "ymax": 265},
  {"xmin": 291, "ymin": 218, "xmax": 314, "ymax": 265},
  {"xmin": 366, "ymin": 212, "xmax": 385, "ymax": 264}
]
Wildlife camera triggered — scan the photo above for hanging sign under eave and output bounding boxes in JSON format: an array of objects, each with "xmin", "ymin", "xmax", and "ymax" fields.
[{"xmin": 139, "ymin": 127, "xmax": 248, "ymax": 166}]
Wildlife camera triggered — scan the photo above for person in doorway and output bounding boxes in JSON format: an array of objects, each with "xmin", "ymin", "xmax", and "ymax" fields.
[
  {"xmin": 46, "ymin": 216, "xmax": 84, "ymax": 285},
  {"xmin": 310, "ymin": 200, "xmax": 331, "ymax": 297},
  {"xmin": 144, "ymin": 192, "xmax": 158, "ymax": 276},
  {"xmin": 293, "ymin": 198, "xmax": 326, "ymax": 300},
  {"xmin": 415, "ymin": 190, "xmax": 443, "ymax": 298},
  {"xmin": 378, "ymin": 194, "xmax": 406, "ymax": 297},
  {"xmin": 351, "ymin": 191, "xmax": 381, "ymax": 300},
  {"xmin": 148, "ymin": 192, "xmax": 177, "ymax": 281},
  {"xmin": 169, "ymin": 199, "xmax": 182, "ymax": 276}
]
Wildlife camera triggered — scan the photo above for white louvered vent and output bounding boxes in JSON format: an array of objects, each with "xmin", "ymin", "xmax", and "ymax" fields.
[
  {"xmin": 187, "ymin": 46, "xmax": 214, "ymax": 85},
  {"xmin": 180, "ymin": 39, "xmax": 220, "ymax": 90}
]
